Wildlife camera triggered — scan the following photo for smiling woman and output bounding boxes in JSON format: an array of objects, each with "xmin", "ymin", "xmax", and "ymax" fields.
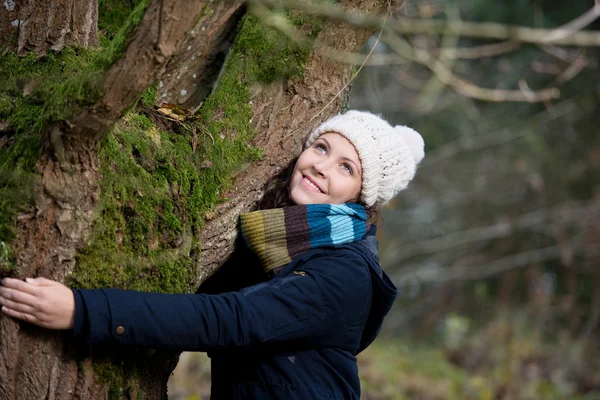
[{"xmin": 0, "ymin": 110, "xmax": 424, "ymax": 400}]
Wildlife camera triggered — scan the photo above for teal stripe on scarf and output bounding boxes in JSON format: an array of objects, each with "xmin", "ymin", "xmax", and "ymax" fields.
[{"xmin": 307, "ymin": 203, "xmax": 367, "ymax": 247}]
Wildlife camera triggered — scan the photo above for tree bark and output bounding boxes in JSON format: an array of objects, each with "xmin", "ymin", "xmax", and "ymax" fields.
[
  {"xmin": 0, "ymin": 0, "xmax": 391, "ymax": 397},
  {"xmin": 0, "ymin": 0, "xmax": 98, "ymax": 56},
  {"xmin": 157, "ymin": 0, "xmax": 245, "ymax": 109}
]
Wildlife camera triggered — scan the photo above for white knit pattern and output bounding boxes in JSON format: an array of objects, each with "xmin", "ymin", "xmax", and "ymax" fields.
[{"xmin": 305, "ymin": 111, "xmax": 425, "ymax": 209}]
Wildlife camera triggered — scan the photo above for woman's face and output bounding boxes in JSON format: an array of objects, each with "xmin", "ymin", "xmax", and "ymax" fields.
[{"xmin": 290, "ymin": 132, "xmax": 363, "ymax": 205}]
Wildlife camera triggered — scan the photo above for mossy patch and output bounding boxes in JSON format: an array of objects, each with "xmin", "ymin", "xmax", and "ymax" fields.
[
  {"xmin": 67, "ymin": 101, "xmax": 261, "ymax": 293},
  {"xmin": 43, "ymin": 0, "xmax": 151, "ymax": 124},
  {"xmin": 0, "ymin": 48, "xmax": 96, "ymax": 263},
  {"xmin": 0, "ymin": 0, "xmax": 152, "ymax": 271},
  {"xmin": 99, "ymin": 0, "xmax": 147, "ymax": 40},
  {"xmin": 234, "ymin": 13, "xmax": 322, "ymax": 84}
]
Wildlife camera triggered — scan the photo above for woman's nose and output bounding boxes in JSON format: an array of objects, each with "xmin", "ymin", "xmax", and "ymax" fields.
[{"xmin": 313, "ymin": 161, "xmax": 328, "ymax": 176}]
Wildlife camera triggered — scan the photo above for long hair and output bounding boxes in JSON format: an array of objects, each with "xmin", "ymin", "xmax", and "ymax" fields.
[
  {"xmin": 256, "ymin": 157, "xmax": 298, "ymax": 210},
  {"xmin": 256, "ymin": 157, "xmax": 379, "ymax": 223}
]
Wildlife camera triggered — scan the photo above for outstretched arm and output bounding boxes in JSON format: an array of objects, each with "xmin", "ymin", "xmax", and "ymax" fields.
[
  {"xmin": 0, "ymin": 277, "xmax": 75, "ymax": 329},
  {"xmin": 0, "ymin": 253, "xmax": 371, "ymax": 352}
]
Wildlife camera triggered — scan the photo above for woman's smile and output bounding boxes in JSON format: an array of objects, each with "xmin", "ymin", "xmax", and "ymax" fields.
[{"xmin": 302, "ymin": 175, "xmax": 324, "ymax": 193}]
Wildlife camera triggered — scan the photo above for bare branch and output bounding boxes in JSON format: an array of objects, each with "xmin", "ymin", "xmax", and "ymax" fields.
[
  {"xmin": 393, "ymin": 234, "xmax": 599, "ymax": 285},
  {"xmin": 256, "ymin": 0, "xmax": 600, "ymax": 47},
  {"xmin": 544, "ymin": 3, "xmax": 600, "ymax": 43},
  {"xmin": 389, "ymin": 202, "xmax": 600, "ymax": 264},
  {"xmin": 394, "ymin": 245, "xmax": 562, "ymax": 284},
  {"xmin": 384, "ymin": 32, "xmax": 561, "ymax": 103},
  {"xmin": 419, "ymin": 97, "xmax": 578, "ymax": 168}
]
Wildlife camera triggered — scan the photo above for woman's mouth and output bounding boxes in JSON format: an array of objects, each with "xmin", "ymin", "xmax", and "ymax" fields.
[{"xmin": 302, "ymin": 176, "xmax": 323, "ymax": 193}]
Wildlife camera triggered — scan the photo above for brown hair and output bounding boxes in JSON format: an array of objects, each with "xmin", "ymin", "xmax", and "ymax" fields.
[{"xmin": 256, "ymin": 157, "xmax": 379, "ymax": 223}]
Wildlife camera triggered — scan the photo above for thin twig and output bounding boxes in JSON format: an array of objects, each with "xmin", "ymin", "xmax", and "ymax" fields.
[
  {"xmin": 544, "ymin": 3, "xmax": 600, "ymax": 43},
  {"xmin": 434, "ymin": 41, "xmax": 521, "ymax": 60},
  {"xmin": 156, "ymin": 0, "xmax": 164, "ymax": 49},
  {"xmin": 255, "ymin": 0, "xmax": 600, "ymax": 46},
  {"xmin": 384, "ymin": 31, "xmax": 561, "ymax": 103}
]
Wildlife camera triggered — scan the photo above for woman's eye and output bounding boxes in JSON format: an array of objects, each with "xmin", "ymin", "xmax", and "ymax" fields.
[
  {"xmin": 315, "ymin": 144, "xmax": 326, "ymax": 154},
  {"xmin": 342, "ymin": 164, "xmax": 352, "ymax": 174}
]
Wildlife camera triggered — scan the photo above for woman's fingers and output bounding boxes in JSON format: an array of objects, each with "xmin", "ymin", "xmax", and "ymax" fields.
[
  {"xmin": 0, "ymin": 294, "xmax": 37, "ymax": 314},
  {"xmin": 1, "ymin": 306, "xmax": 40, "ymax": 324},
  {"xmin": 0, "ymin": 286, "xmax": 39, "ymax": 308},
  {"xmin": 1, "ymin": 278, "xmax": 39, "ymax": 295},
  {"xmin": 26, "ymin": 277, "xmax": 56, "ymax": 287}
]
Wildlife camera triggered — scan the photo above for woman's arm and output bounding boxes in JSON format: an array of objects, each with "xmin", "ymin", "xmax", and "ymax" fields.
[{"xmin": 0, "ymin": 253, "xmax": 371, "ymax": 352}]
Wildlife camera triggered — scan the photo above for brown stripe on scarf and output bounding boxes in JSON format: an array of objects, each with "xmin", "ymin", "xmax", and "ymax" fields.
[{"xmin": 284, "ymin": 205, "xmax": 311, "ymax": 260}]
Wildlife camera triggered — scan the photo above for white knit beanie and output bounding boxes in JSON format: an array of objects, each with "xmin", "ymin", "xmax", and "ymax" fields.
[{"xmin": 305, "ymin": 110, "xmax": 425, "ymax": 209}]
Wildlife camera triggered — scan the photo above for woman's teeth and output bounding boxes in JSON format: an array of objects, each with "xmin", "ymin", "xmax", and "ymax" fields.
[{"xmin": 304, "ymin": 177, "xmax": 322, "ymax": 193}]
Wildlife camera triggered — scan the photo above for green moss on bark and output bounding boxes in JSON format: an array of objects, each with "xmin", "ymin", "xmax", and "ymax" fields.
[
  {"xmin": 0, "ymin": 48, "xmax": 96, "ymax": 267},
  {"xmin": 68, "ymin": 11, "xmax": 322, "ymax": 294},
  {"xmin": 234, "ymin": 13, "xmax": 322, "ymax": 83},
  {"xmin": 99, "ymin": 0, "xmax": 148, "ymax": 40}
]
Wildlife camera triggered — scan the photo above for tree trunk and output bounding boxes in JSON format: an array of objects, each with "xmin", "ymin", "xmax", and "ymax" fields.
[
  {"xmin": 0, "ymin": 0, "xmax": 391, "ymax": 397},
  {"xmin": 0, "ymin": 0, "xmax": 98, "ymax": 56}
]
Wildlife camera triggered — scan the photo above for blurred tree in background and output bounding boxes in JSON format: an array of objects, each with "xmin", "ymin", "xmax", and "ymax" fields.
[{"xmin": 349, "ymin": 0, "xmax": 600, "ymax": 398}]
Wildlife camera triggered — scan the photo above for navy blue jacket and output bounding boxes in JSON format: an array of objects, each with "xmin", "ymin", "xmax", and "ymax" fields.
[{"xmin": 72, "ymin": 228, "xmax": 398, "ymax": 399}]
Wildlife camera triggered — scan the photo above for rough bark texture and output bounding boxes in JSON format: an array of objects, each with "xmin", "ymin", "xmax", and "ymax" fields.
[
  {"xmin": 158, "ymin": 0, "xmax": 245, "ymax": 109},
  {"xmin": 0, "ymin": 0, "xmax": 98, "ymax": 55},
  {"xmin": 198, "ymin": 0, "xmax": 387, "ymax": 281}
]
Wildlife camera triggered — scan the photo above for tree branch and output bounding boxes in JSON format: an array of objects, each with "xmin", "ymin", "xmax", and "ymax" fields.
[
  {"xmin": 68, "ymin": 0, "xmax": 213, "ymax": 141},
  {"xmin": 256, "ymin": 0, "xmax": 600, "ymax": 47},
  {"xmin": 383, "ymin": 31, "xmax": 561, "ymax": 103},
  {"xmin": 389, "ymin": 202, "xmax": 599, "ymax": 264}
]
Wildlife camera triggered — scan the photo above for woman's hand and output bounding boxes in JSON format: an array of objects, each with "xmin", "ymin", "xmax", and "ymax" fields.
[{"xmin": 0, "ymin": 277, "xmax": 75, "ymax": 329}]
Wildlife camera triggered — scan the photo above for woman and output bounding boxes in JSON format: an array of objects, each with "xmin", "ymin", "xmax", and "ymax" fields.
[{"xmin": 0, "ymin": 110, "xmax": 424, "ymax": 399}]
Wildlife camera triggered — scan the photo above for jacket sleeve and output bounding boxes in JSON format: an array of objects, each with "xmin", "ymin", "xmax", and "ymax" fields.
[{"xmin": 72, "ymin": 252, "xmax": 372, "ymax": 352}]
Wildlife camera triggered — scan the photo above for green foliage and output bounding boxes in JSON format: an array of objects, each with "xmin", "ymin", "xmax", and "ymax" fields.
[{"xmin": 139, "ymin": 83, "xmax": 158, "ymax": 108}]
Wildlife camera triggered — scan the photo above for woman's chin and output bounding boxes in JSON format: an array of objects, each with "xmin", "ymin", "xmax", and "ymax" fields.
[{"xmin": 290, "ymin": 189, "xmax": 324, "ymax": 205}]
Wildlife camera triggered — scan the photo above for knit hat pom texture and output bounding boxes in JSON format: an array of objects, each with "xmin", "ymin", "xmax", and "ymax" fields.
[{"xmin": 305, "ymin": 110, "xmax": 424, "ymax": 209}]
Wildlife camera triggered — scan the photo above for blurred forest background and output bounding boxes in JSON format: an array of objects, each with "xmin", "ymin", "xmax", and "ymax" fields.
[{"xmin": 170, "ymin": 0, "xmax": 600, "ymax": 399}]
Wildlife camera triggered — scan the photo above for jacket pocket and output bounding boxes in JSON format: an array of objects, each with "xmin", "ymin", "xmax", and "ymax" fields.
[{"xmin": 260, "ymin": 271, "xmax": 326, "ymax": 343}]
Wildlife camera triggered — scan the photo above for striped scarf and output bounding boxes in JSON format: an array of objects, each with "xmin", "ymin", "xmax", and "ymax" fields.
[{"xmin": 240, "ymin": 203, "xmax": 369, "ymax": 273}]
